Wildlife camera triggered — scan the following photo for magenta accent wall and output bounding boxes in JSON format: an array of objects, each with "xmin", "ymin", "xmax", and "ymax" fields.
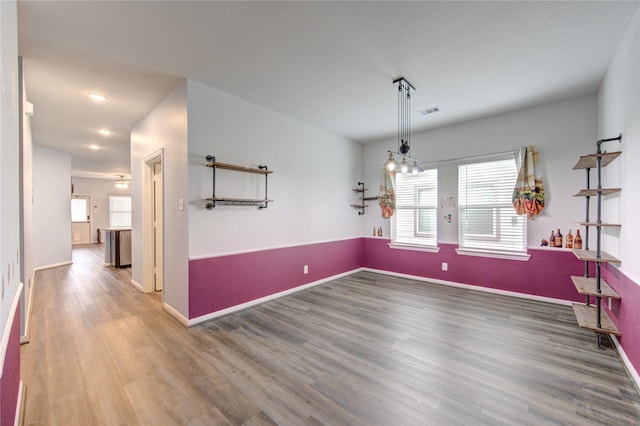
[
  {"xmin": 189, "ymin": 239, "xmax": 364, "ymax": 319},
  {"xmin": 604, "ymin": 265, "xmax": 640, "ymax": 375},
  {"xmin": 363, "ymin": 239, "xmax": 587, "ymax": 302},
  {"xmin": 1, "ymin": 308, "xmax": 20, "ymax": 426}
]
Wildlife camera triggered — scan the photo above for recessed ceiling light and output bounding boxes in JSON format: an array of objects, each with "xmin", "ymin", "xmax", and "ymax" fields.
[
  {"xmin": 89, "ymin": 144, "xmax": 100, "ymax": 150},
  {"xmin": 88, "ymin": 93, "xmax": 107, "ymax": 102},
  {"xmin": 98, "ymin": 129, "xmax": 112, "ymax": 136}
]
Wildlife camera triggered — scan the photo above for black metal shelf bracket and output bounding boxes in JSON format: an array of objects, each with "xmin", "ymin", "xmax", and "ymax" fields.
[{"xmin": 204, "ymin": 155, "xmax": 272, "ymax": 210}]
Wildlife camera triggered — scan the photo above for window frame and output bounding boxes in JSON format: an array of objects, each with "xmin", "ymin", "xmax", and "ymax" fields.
[
  {"xmin": 456, "ymin": 155, "xmax": 529, "ymax": 260},
  {"xmin": 390, "ymin": 168, "xmax": 439, "ymax": 252}
]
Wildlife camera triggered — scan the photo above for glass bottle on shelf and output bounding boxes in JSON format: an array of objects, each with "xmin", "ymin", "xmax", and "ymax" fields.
[
  {"xmin": 566, "ymin": 229, "xmax": 574, "ymax": 249},
  {"xmin": 555, "ymin": 228, "xmax": 563, "ymax": 248},
  {"xmin": 549, "ymin": 230, "xmax": 556, "ymax": 247},
  {"xmin": 574, "ymin": 229, "xmax": 582, "ymax": 250}
]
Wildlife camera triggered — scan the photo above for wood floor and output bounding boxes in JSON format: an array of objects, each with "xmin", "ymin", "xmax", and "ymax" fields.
[{"xmin": 21, "ymin": 244, "xmax": 640, "ymax": 425}]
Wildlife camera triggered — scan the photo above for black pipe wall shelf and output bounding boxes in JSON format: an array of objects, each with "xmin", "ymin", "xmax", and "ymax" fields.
[{"xmin": 204, "ymin": 155, "xmax": 273, "ymax": 210}]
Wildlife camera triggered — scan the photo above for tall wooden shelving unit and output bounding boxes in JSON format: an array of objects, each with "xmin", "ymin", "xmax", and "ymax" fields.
[{"xmin": 570, "ymin": 135, "xmax": 622, "ymax": 348}]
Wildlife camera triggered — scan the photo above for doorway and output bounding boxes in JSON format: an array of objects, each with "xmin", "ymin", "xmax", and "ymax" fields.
[
  {"xmin": 71, "ymin": 194, "xmax": 91, "ymax": 244},
  {"xmin": 143, "ymin": 150, "xmax": 163, "ymax": 295}
]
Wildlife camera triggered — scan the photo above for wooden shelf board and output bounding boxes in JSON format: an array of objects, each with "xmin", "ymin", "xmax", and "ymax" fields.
[
  {"xmin": 207, "ymin": 162, "xmax": 273, "ymax": 174},
  {"xmin": 572, "ymin": 249, "xmax": 620, "ymax": 264},
  {"xmin": 572, "ymin": 304, "xmax": 621, "ymax": 336},
  {"xmin": 572, "ymin": 152, "xmax": 621, "ymax": 170},
  {"xmin": 574, "ymin": 188, "xmax": 621, "ymax": 197},
  {"xmin": 363, "ymin": 196, "xmax": 380, "ymax": 201},
  {"xmin": 352, "ymin": 188, "xmax": 369, "ymax": 192},
  {"xmin": 350, "ymin": 204, "xmax": 369, "ymax": 208},
  {"xmin": 570, "ymin": 276, "xmax": 620, "ymax": 299},
  {"xmin": 574, "ymin": 222, "xmax": 621, "ymax": 227}
]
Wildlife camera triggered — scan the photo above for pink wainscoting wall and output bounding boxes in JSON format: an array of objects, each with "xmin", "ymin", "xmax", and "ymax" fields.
[
  {"xmin": 604, "ymin": 264, "xmax": 640, "ymax": 376},
  {"xmin": 189, "ymin": 239, "xmax": 363, "ymax": 319},
  {"xmin": 1, "ymin": 307, "xmax": 20, "ymax": 426},
  {"xmin": 362, "ymin": 238, "xmax": 587, "ymax": 302}
]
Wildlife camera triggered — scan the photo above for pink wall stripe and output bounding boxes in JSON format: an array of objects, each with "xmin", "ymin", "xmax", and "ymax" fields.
[
  {"xmin": 604, "ymin": 265, "xmax": 640, "ymax": 375},
  {"xmin": 1, "ymin": 307, "xmax": 20, "ymax": 426},
  {"xmin": 363, "ymin": 239, "xmax": 586, "ymax": 302},
  {"xmin": 189, "ymin": 239, "xmax": 363, "ymax": 318}
]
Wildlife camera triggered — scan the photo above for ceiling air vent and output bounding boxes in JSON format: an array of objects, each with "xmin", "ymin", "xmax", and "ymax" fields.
[{"xmin": 417, "ymin": 106, "xmax": 440, "ymax": 116}]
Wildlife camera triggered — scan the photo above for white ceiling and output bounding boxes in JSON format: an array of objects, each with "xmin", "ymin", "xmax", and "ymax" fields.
[{"xmin": 17, "ymin": 1, "xmax": 640, "ymax": 179}]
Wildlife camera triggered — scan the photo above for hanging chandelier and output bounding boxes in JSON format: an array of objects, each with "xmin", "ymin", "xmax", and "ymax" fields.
[
  {"xmin": 115, "ymin": 175, "xmax": 130, "ymax": 189},
  {"xmin": 383, "ymin": 77, "xmax": 423, "ymax": 175}
]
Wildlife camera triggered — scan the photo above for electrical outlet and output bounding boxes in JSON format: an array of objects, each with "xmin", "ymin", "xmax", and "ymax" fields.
[
  {"xmin": 304, "ymin": 265, "xmax": 309, "ymax": 274},
  {"xmin": 442, "ymin": 262, "xmax": 448, "ymax": 271}
]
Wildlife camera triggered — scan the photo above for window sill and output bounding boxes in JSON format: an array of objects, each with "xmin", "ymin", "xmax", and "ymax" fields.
[
  {"xmin": 455, "ymin": 248, "xmax": 530, "ymax": 261},
  {"xmin": 388, "ymin": 242, "xmax": 440, "ymax": 253}
]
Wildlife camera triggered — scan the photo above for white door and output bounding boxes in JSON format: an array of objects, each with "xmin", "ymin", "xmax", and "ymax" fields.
[
  {"xmin": 153, "ymin": 162, "xmax": 163, "ymax": 291},
  {"xmin": 71, "ymin": 195, "xmax": 91, "ymax": 244}
]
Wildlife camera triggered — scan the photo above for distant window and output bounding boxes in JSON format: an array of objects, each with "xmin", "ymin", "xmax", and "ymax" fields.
[
  {"xmin": 109, "ymin": 195, "xmax": 132, "ymax": 228},
  {"xmin": 391, "ymin": 168, "xmax": 438, "ymax": 247},
  {"xmin": 458, "ymin": 157, "xmax": 525, "ymax": 254}
]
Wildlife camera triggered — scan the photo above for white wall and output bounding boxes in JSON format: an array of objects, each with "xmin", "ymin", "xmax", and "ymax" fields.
[
  {"xmin": 598, "ymin": 8, "xmax": 640, "ymax": 284},
  {"xmin": 20, "ymin": 60, "xmax": 35, "ymax": 339},
  {"xmin": 71, "ymin": 177, "xmax": 131, "ymax": 243},
  {"xmin": 131, "ymin": 81, "xmax": 188, "ymax": 317},
  {"xmin": 32, "ymin": 145, "xmax": 71, "ymax": 268},
  {"xmin": 187, "ymin": 80, "xmax": 363, "ymax": 258},
  {"xmin": 362, "ymin": 94, "xmax": 598, "ymax": 246},
  {"xmin": 0, "ymin": 0, "xmax": 21, "ymax": 347}
]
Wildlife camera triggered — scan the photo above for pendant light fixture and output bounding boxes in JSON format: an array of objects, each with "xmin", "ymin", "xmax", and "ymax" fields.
[
  {"xmin": 115, "ymin": 175, "xmax": 130, "ymax": 189},
  {"xmin": 383, "ymin": 77, "xmax": 423, "ymax": 175}
]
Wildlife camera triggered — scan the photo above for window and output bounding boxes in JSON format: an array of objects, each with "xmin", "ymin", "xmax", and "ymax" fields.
[
  {"xmin": 458, "ymin": 157, "xmax": 526, "ymax": 255},
  {"xmin": 391, "ymin": 168, "xmax": 438, "ymax": 248},
  {"xmin": 109, "ymin": 195, "xmax": 132, "ymax": 228}
]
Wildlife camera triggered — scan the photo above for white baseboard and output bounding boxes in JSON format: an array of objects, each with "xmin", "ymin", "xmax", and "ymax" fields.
[
  {"xmin": 187, "ymin": 268, "xmax": 364, "ymax": 327},
  {"xmin": 611, "ymin": 335, "xmax": 640, "ymax": 394},
  {"xmin": 163, "ymin": 303, "xmax": 189, "ymax": 327},
  {"xmin": 362, "ymin": 267, "xmax": 573, "ymax": 306},
  {"xmin": 129, "ymin": 279, "xmax": 144, "ymax": 292},
  {"xmin": 34, "ymin": 260, "xmax": 73, "ymax": 271},
  {"xmin": 15, "ymin": 380, "xmax": 24, "ymax": 426}
]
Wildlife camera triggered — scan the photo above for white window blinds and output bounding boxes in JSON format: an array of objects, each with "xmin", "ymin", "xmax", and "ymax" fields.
[
  {"xmin": 458, "ymin": 158, "xmax": 525, "ymax": 254},
  {"xmin": 392, "ymin": 169, "xmax": 438, "ymax": 247},
  {"xmin": 109, "ymin": 195, "xmax": 132, "ymax": 228}
]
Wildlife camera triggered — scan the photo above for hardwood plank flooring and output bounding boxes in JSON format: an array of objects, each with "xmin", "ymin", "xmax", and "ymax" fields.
[{"xmin": 21, "ymin": 244, "xmax": 640, "ymax": 425}]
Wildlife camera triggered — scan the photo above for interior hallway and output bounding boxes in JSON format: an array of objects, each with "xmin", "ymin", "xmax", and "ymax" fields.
[{"xmin": 20, "ymin": 245, "xmax": 640, "ymax": 425}]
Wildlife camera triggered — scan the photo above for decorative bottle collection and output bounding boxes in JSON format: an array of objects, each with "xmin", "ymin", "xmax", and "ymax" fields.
[
  {"xmin": 372, "ymin": 226, "xmax": 383, "ymax": 237},
  {"xmin": 541, "ymin": 228, "xmax": 579, "ymax": 249}
]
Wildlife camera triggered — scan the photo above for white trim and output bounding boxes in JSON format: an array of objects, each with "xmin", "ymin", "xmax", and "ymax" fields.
[
  {"xmin": 455, "ymin": 248, "xmax": 531, "ymax": 261},
  {"xmin": 129, "ymin": 279, "xmax": 144, "ymax": 293},
  {"xmin": 388, "ymin": 242, "xmax": 440, "ymax": 253},
  {"xmin": 363, "ymin": 267, "xmax": 572, "ymax": 306},
  {"xmin": 0, "ymin": 282, "xmax": 24, "ymax": 377},
  {"xmin": 187, "ymin": 268, "xmax": 364, "ymax": 326},
  {"xmin": 20, "ymin": 271, "xmax": 37, "ymax": 344},
  {"xmin": 34, "ymin": 260, "xmax": 72, "ymax": 271},
  {"xmin": 188, "ymin": 236, "xmax": 362, "ymax": 260},
  {"xmin": 611, "ymin": 335, "xmax": 640, "ymax": 394},
  {"xmin": 163, "ymin": 303, "xmax": 189, "ymax": 327},
  {"xmin": 15, "ymin": 380, "xmax": 24, "ymax": 426}
]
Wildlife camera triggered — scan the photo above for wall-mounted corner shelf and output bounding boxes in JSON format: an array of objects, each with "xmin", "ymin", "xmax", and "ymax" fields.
[
  {"xmin": 351, "ymin": 182, "xmax": 368, "ymax": 215},
  {"xmin": 204, "ymin": 155, "xmax": 273, "ymax": 210},
  {"xmin": 569, "ymin": 135, "xmax": 622, "ymax": 348}
]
